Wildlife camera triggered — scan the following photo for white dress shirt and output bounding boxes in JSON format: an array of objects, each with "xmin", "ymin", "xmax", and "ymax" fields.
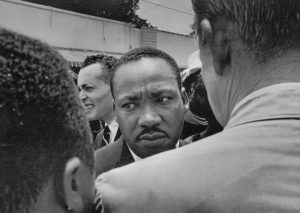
[
  {"xmin": 106, "ymin": 119, "xmax": 119, "ymax": 144},
  {"xmin": 127, "ymin": 141, "xmax": 180, "ymax": 162}
]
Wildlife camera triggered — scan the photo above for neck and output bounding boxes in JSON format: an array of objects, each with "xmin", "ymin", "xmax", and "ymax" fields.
[
  {"xmin": 251, "ymin": 54, "xmax": 300, "ymax": 89},
  {"xmin": 103, "ymin": 110, "xmax": 115, "ymax": 125},
  {"xmin": 31, "ymin": 183, "xmax": 65, "ymax": 213},
  {"xmin": 226, "ymin": 50, "xmax": 300, "ymax": 124}
]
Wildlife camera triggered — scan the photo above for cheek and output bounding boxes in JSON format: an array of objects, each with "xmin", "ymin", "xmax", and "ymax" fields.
[
  {"xmin": 95, "ymin": 93, "xmax": 112, "ymax": 109},
  {"xmin": 90, "ymin": 92, "xmax": 104, "ymax": 104},
  {"xmin": 200, "ymin": 56, "xmax": 212, "ymax": 84},
  {"xmin": 199, "ymin": 69, "xmax": 219, "ymax": 114},
  {"xmin": 200, "ymin": 55, "xmax": 216, "ymax": 93},
  {"xmin": 93, "ymin": 86, "xmax": 110, "ymax": 101},
  {"xmin": 116, "ymin": 112, "xmax": 136, "ymax": 134}
]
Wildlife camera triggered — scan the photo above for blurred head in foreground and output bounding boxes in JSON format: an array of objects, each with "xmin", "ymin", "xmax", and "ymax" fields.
[{"xmin": 0, "ymin": 28, "xmax": 94, "ymax": 213}]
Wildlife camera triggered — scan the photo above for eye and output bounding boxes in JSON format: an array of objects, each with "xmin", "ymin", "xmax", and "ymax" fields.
[
  {"xmin": 156, "ymin": 96, "xmax": 171, "ymax": 104},
  {"xmin": 84, "ymin": 86, "xmax": 93, "ymax": 92},
  {"xmin": 122, "ymin": 103, "xmax": 137, "ymax": 111}
]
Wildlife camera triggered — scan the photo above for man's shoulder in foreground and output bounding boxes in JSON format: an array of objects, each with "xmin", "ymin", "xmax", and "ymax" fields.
[
  {"xmin": 96, "ymin": 133, "xmax": 225, "ymax": 212},
  {"xmin": 97, "ymin": 121, "xmax": 300, "ymax": 212}
]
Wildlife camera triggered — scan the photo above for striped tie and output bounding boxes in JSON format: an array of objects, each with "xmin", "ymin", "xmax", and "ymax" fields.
[{"xmin": 103, "ymin": 125, "xmax": 110, "ymax": 144}]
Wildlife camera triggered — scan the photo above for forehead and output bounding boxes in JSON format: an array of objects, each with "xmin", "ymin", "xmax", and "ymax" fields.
[
  {"xmin": 78, "ymin": 63, "xmax": 104, "ymax": 85},
  {"xmin": 113, "ymin": 58, "xmax": 179, "ymax": 98}
]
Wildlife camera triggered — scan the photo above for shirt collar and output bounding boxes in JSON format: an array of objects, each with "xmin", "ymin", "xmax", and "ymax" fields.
[
  {"xmin": 127, "ymin": 145, "xmax": 142, "ymax": 162},
  {"xmin": 104, "ymin": 119, "xmax": 119, "ymax": 143},
  {"xmin": 107, "ymin": 119, "xmax": 118, "ymax": 130},
  {"xmin": 226, "ymin": 83, "xmax": 300, "ymax": 129},
  {"xmin": 126, "ymin": 141, "xmax": 180, "ymax": 162}
]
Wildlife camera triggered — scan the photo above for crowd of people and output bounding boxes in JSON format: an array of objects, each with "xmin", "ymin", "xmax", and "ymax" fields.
[{"xmin": 1, "ymin": 0, "xmax": 300, "ymax": 212}]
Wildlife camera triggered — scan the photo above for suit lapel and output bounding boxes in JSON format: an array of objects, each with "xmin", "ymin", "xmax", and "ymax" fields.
[
  {"xmin": 94, "ymin": 126, "xmax": 122, "ymax": 150},
  {"xmin": 93, "ymin": 130, "xmax": 108, "ymax": 150},
  {"xmin": 115, "ymin": 128, "xmax": 122, "ymax": 141},
  {"xmin": 118, "ymin": 140, "xmax": 134, "ymax": 167},
  {"xmin": 178, "ymin": 139, "xmax": 193, "ymax": 147}
]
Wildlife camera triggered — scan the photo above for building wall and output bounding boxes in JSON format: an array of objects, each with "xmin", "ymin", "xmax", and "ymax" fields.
[
  {"xmin": 0, "ymin": 0, "xmax": 197, "ymax": 67},
  {"xmin": 157, "ymin": 31, "xmax": 197, "ymax": 68}
]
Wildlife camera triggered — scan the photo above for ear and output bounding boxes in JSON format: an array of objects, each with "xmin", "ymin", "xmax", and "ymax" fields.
[
  {"xmin": 63, "ymin": 157, "xmax": 84, "ymax": 212},
  {"xmin": 200, "ymin": 19, "xmax": 231, "ymax": 75},
  {"xmin": 181, "ymin": 87, "xmax": 189, "ymax": 113}
]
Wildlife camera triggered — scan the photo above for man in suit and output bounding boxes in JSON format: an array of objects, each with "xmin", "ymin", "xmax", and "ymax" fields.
[
  {"xmin": 94, "ymin": 47, "xmax": 189, "ymax": 176},
  {"xmin": 78, "ymin": 54, "xmax": 121, "ymax": 150},
  {"xmin": 96, "ymin": 0, "xmax": 300, "ymax": 212},
  {"xmin": 0, "ymin": 28, "xmax": 95, "ymax": 213}
]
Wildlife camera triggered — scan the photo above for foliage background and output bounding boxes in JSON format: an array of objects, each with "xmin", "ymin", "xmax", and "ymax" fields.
[{"xmin": 21, "ymin": 0, "xmax": 152, "ymax": 28}]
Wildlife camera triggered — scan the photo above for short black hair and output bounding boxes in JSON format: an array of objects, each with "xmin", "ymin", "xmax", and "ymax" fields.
[
  {"xmin": 192, "ymin": 0, "xmax": 300, "ymax": 61},
  {"xmin": 0, "ymin": 28, "xmax": 94, "ymax": 212},
  {"xmin": 81, "ymin": 54, "xmax": 117, "ymax": 84},
  {"xmin": 110, "ymin": 46, "xmax": 182, "ymax": 98}
]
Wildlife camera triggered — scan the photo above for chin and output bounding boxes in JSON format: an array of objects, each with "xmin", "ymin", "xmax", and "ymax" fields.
[
  {"xmin": 87, "ymin": 114, "xmax": 99, "ymax": 122},
  {"xmin": 87, "ymin": 117, "xmax": 96, "ymax": 122}
]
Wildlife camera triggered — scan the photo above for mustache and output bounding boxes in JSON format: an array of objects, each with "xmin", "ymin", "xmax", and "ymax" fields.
[{"xmin": 137, "ymin": 126, "xmax": 167, "ymax": 139}]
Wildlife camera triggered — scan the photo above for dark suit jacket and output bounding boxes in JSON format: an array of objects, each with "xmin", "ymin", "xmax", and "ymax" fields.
[
  {"xmin": 95, "ymin": 136, "xmax": 134, "ymax": 176},
  {"xmin": 94, "ymin": 137, "xmax": 194, "ymax": 176},
  {"xmin": 93, "ymin": 127, "xmax": 122, "ymax": 150}
]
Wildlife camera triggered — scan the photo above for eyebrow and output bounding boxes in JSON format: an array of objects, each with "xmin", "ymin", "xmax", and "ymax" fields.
[
  {"xmin": 118, "ymin": 88, "xmax": 176, "ymax": 102},
  {"xmin": 148, "ymin": 88, "xmax": 176, "ymax": 97},
  {"xmin": 96, "ymin": 74, "xmax": 106, "ymax": 80},
  {"xmin": 79, "ymin": 83, "xmax": 92, "ymax": 89},
  {"xmin": 118, "ymin": 94, "xmax": 140, "ymax": 102}
]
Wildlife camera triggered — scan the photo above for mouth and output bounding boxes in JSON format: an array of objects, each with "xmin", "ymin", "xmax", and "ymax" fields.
[
  {"xmin": 84, "ymin": 104, "xmax": 94, "ymax": 112},
  {"xmin": 138, "ymin": 131, "xmax": 167, "ymax": 142}
]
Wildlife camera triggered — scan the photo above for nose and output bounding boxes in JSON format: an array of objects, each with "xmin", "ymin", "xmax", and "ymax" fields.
[
  {"xmin": 138, "ymin": 105, "xmax": 161, "ymax": 128},
  {"xmin": 79, "ymin": 90, "xmax": 87, "ymax": 101}
]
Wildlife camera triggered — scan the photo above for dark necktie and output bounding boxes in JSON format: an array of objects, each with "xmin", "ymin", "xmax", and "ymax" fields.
[{"xmin": 103, "ymin": 125, "xmax": 111, "ymax": 144}]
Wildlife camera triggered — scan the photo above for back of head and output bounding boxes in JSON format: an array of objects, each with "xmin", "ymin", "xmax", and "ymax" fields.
[
  {"xmin": 110, "ymin": 46, "xmax": 182, "ymax": 97},
  {"xmin": 0, "ymin": 29, "xmax": 94, "ymax": 212},
  {"xmin": 192, "ymin": 0, "xmax": 300, "ymax": 61}
]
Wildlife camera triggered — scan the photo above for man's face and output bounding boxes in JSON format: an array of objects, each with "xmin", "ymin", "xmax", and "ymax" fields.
[
  {"xmin": 78, "ymin": 63, "xmax": 113, "ymax": 122},
  {"xmin": 198, "ymin": 38, "xmax": 227, "ymax": 126},
  {"xmin": 113, "ymin": 58, "xmax": 186, "ymax": 158}
]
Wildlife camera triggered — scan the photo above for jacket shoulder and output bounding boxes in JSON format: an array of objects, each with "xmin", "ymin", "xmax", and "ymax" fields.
[{"xmin": 94, "ymin": 137, "xmax": 125, "ymax": 176}]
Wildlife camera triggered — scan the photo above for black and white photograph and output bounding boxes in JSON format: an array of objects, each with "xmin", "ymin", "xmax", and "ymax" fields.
[{"xmin": 1, "ymin": 0, "xmax": 300, "ymax": 212}]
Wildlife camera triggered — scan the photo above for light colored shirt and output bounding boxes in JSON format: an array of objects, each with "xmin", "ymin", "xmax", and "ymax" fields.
[
  {"xmin": 127, "ymin": 141, "xmax": 180, "ymax": 162},
  {"xmin": 106, "ymin": 119, "xmax": 119, "ymax": 144},
  {"xmin": 97, "ymin": 82, "xmax": 300, "ymax": 213}
]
